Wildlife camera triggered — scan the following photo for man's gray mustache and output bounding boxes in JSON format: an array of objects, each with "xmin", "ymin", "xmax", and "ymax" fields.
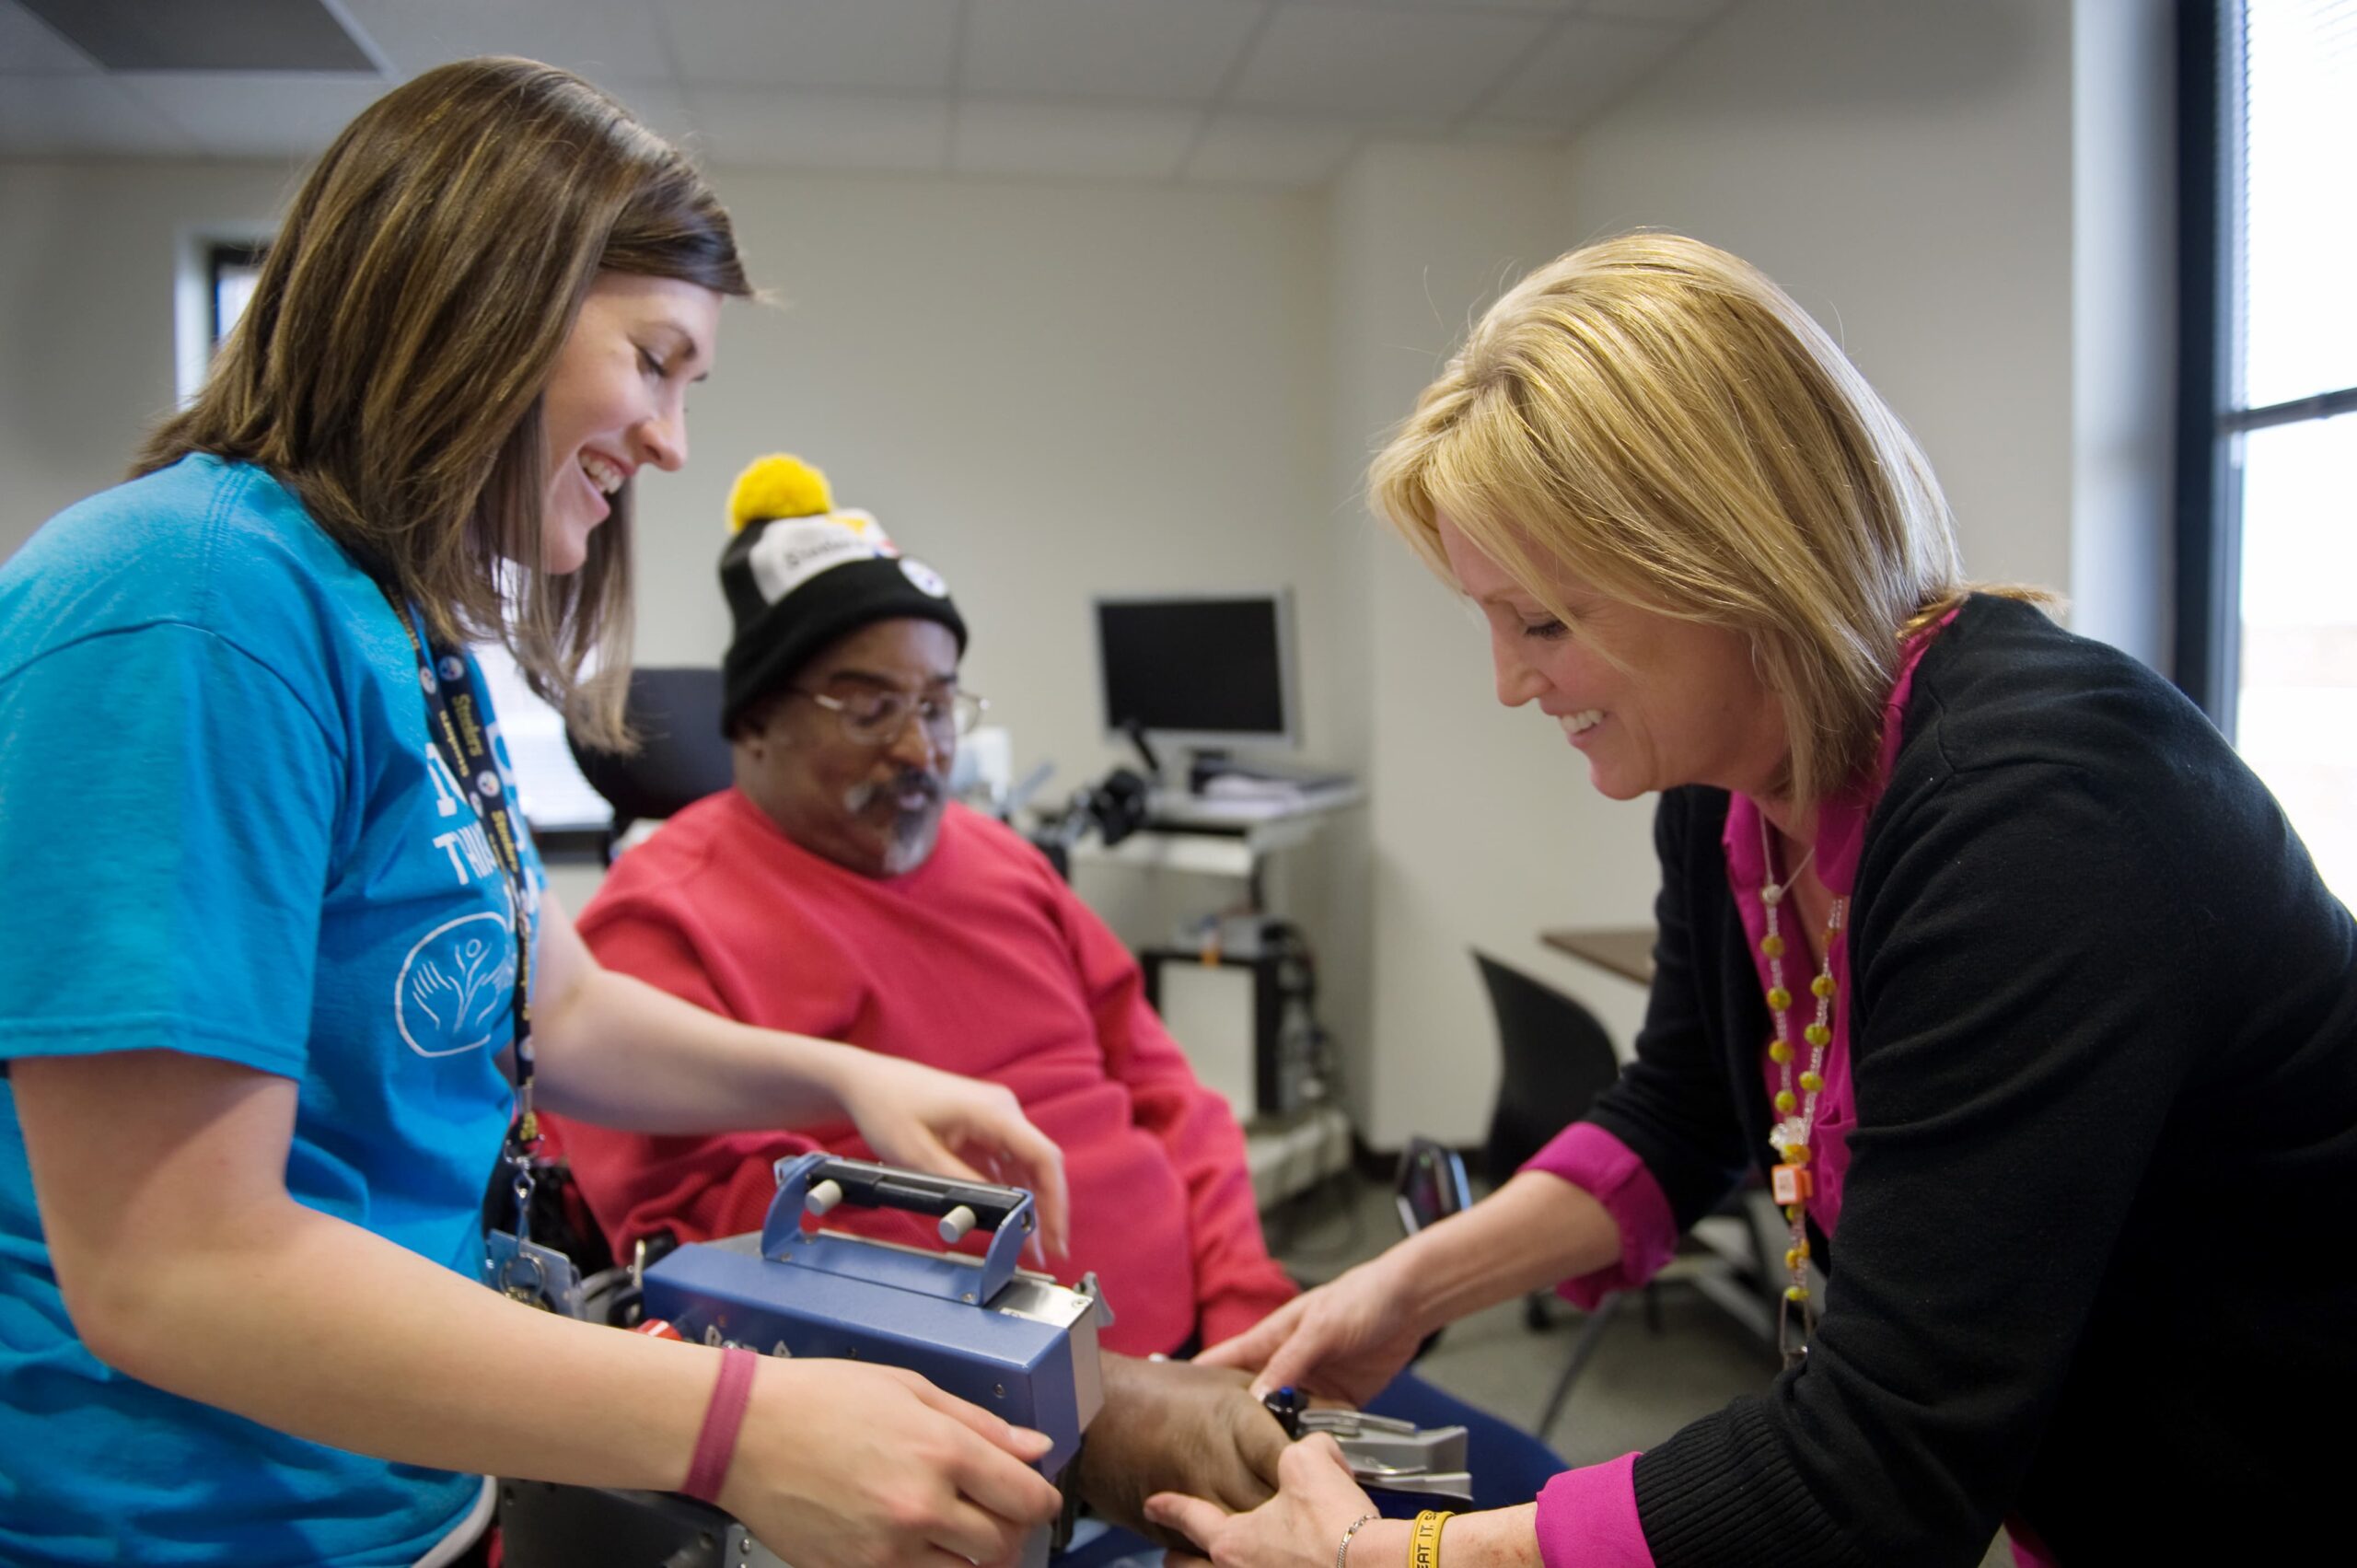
[{"xmin": 843, "ymin": 772, "xmax": 944, "ymax": 814}]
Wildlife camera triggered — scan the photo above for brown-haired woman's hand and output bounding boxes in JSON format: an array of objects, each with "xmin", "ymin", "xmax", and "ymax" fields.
[
  {"xmin": 721, "ymin": 1357, "xmax": 1062, "ymax": 1568},
  {"xmin": 830, "ymin": 1053, "xmax": 1072, "ymax": 1259}
]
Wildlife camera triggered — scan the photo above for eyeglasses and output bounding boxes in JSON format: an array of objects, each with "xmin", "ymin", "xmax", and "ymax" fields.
[{"xmin": 789, "ymin": 686, "xmax": 989, "ymax": 747}]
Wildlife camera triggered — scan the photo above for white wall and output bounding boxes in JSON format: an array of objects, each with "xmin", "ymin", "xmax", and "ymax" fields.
[
  {"xmin": 0, "ymin": 160, "xmax": 1336, "ymax": 798},
  {"xmin": 641, "ymin": 168, "xmax": 1336, "ymax": 803},
  {"xmin": 1328, "ymin": 142, "xmax": 1655, "ymax": 1150},
  {"xmin": 0, "ymin": 160, "xmax": 297, "ymax": 558}
]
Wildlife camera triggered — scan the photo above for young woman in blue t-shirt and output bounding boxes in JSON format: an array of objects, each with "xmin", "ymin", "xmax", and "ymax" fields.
[{"xmin": 0, "ymin": 57, "xmax": 1068, "ymax": 1568}]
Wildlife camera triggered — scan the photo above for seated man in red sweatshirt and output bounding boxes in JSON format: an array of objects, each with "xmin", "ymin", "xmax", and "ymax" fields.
[
  {"xmin": 546, "ymin": 457, "xmax": 1303, "ymax": 1542},
  {"xmin": 554, "ymin": 455, "xmax": 1295, "ymax": 1355}
]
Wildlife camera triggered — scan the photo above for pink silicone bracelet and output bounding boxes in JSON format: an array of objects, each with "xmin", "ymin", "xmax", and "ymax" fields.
[{"xmin": 681, "ymin": 1346, "xmax": 759, "ymax": 1504}]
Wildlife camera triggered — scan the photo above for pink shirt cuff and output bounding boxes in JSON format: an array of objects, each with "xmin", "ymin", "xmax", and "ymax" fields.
[
  {"xmin": 1535, "ymin": 1452, "xmax": 1653, "ymax": 1568},
  {"xmin": 1522, "ymin": 1122, "xmax": 1678, "ymax": 1310}
]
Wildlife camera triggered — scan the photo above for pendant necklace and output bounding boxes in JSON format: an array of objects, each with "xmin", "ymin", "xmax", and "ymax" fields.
[{"xmin": 1758, "ymin": 814, "xmax": 1846, "ymax": 1369}]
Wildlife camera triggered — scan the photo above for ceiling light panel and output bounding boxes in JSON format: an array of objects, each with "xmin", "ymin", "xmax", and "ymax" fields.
[
  {"xmin": 17, "ymin": 0, "xmax": 372, "ymax": 73},
  {"xmin": 0, "ymin": 1, "xmax": 99, "ymax": 73}
]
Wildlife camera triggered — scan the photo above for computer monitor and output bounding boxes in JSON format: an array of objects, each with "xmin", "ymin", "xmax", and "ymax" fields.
[{"xmin": 1094, "ymin": 592, "xmax": 1297, "ymax": 752}]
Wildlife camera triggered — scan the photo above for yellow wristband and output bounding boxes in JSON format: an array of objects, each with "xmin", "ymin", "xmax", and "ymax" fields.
[{"xmin": 1410, "ymin": 1510, "xmax": 1453, "ymax": 1568}]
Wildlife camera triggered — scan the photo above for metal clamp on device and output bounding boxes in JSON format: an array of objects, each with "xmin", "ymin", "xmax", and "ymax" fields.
[
  {"xmin": 1262, "ymin": 1388, "xmax": 1473, "ymax": 1504},
  {"xmin": 501, "ymin": 1155, "xmax": 1106, "ymax": 1568}
]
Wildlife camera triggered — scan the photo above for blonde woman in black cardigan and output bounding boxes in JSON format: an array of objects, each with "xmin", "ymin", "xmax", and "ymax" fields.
[{"xmin": 1166, "ymin": 233, "xmax": 2357, "ymax": 1567}]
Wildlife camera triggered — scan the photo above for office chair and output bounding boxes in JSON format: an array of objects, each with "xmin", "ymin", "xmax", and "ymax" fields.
[
  {"xmin": 1471, "ymin": 951, "xmax": 1777, "ymax": 1442},
  {"xmin": 564, "ymin": 667, "xmax": 733, "ymax": 865}
]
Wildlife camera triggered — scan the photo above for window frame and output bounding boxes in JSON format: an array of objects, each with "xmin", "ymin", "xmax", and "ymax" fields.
[{"xmin": 2174, "ymin": 0, "xmax": 2357, "ymax": 733}]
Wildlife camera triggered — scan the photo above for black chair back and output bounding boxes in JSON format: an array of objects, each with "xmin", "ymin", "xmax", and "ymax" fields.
[
  {"xmin": 565, "ymin": 668, "xmax": 733, "ymax": 858},
  {"xmin": 1473, "ymin": 952, "xmax": 1624, "ymax": 1186}
]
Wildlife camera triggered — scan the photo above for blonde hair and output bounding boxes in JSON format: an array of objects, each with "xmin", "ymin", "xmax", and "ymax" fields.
[
  {"xmin": 1371, "ymin": 231, "xmax": 2009, "ymax": 808},
  {"xmin": 139, "ymin": 58, "xmax": 752, "ymax": 749}
]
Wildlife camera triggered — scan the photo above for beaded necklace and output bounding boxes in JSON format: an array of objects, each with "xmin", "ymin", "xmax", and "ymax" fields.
[{"xmin": 1758, "ymin": 814, "xmax": 1846, "ymax": 1370}]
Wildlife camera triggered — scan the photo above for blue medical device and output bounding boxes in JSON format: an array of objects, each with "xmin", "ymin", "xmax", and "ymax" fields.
[
  {"xmin": 644, "ymin": 1153, "xmax": 1105, "ymax": 1477},
  {"xmin": 499, "ymin": 1155, "xmax": 1106, "ymax": 1568}
]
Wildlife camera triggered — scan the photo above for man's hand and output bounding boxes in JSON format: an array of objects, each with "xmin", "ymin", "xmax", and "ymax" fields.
[{"xmin": 1073, "ymin": 1353, "xmax": 1291, "ymax": 1551}]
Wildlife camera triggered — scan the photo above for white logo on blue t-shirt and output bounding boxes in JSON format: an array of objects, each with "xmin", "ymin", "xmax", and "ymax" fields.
[{"xmin": 395, "ymin": 912, "xmax": 515, "ymax": 1058}]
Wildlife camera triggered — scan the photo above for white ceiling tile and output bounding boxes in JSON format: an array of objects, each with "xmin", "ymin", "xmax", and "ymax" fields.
[
  {"xmin": 694, "ymin": 87, "xmax": 948, "ymax": 173},
  {"xmin": 962, "ymin": 0, "xmax": 1266, "ymax": 102},
  {"xmin": 0, "ymin": 74, "xmax": 191, "ymax": 155},
  {"xmin": 114, "ymin": 71, "xmax": 391, "ymax": 158},
  {"xmin": 662, "ymin": 0, "xmax": 960, "ymax": 91},
  {"xmin": 1480, "ymin": 17, "xmax": 1686, "ymax": 127},
  {"xmin": 1585, "ymin": 0, "xmax": 1728, "ymax": 22},
  {"xmin": 1456, "ymin": 119, "xmax": 1573, "ymax": 145},
  {"xmin": 1184, "ymin": 112, "xmax": 1361, "ymax": 188},
  {"xmin": 1229, "ymin": 4, "xmax": 1552, "ymax": 126},
  {"xmin": 952, "ymin": 99, "xmax": 1196, "ymax": 180},
  {"xmin": 1308, "ymin": 0, "xmax": 1572, "ymax": 11},
  {"xmin": 0, "ymin": 0, "xmax": 95, "ymax": 73},
  {"xmin": 341, "ymin": 0, "xmax": 674, "ymax": 85}
]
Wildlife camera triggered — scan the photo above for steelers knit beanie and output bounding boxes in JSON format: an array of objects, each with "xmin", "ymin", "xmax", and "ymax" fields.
[{"xmin": 717, "ymin": 454, "xmax": 966, "ymax": 735}]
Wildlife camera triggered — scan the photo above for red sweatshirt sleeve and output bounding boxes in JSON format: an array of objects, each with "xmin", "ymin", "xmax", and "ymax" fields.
[{"xmin": 1050, "ymin": 877, "xmax": 1298, "ymax": 1348}]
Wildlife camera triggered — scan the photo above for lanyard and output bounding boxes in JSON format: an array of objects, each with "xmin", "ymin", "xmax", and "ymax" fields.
[{"xmin": 389, "ymin": 601, "xmax": 539, "ymax": 1155}]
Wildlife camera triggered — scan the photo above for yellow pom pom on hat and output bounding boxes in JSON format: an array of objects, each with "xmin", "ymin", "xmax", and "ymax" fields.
[
  {"xmin": 715, "ymin": 452, "xmax": 967, "ymax": 736},
  {"xmin": 727, "ymin": 453, "xmax": 834, "ymax": 533}
]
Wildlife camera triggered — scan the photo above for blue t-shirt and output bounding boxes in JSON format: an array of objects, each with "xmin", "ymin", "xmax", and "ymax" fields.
[{"xmin": 0, "ymin": 455, "xmax": 541, "ymax": 1565}]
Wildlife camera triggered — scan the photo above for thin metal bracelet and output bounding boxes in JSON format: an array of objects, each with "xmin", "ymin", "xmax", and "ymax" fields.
[{"xmin": 1337, "ymin": 1511, "xmax": 1382, "ymax": 1568}]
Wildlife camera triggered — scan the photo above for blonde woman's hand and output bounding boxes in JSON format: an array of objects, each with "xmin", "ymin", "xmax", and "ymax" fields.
[
  {"xmin": 830, "ymin": 1053, "xmax": 1071, "ymax": 1258},
  {"xmin": 722, "ymin": 1357, "xmax": 1063, "ymax": 1568},
  {"xmin": 1196, "ymin": 1256, "xmax": 1426, "ymax": 1407}
]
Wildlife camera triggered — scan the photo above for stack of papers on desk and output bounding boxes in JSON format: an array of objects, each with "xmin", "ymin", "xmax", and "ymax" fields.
[{"xmin": 1202, "ymin": 772, "xmax": 1352, "ymax": 802}]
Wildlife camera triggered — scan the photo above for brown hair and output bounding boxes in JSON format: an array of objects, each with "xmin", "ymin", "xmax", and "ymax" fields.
[
  {"xmin": 1373, "ymin": 231, "xmax": 2043, "ymax": 807},
  {"xmin": 139, "ymin": 57, "xmax": 751, "ymax": 748}
]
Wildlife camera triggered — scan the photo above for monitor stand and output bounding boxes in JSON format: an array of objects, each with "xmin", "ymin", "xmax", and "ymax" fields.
[{"xmin": 1119, "ymin": 716, "xmax": 1164, "ymax": 783}]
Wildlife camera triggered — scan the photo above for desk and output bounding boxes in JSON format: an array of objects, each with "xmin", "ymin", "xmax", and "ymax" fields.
[
  {"xmin": 1069, "ymin": 784, "xmax": 1364, "ymax": 904},
  {"xmin": 1539, "ymin": 925, "xmax": 1656, "ymax": 986}
]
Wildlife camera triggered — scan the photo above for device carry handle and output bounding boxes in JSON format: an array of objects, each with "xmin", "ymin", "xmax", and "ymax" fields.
[{"xmin": 761, "ymin": 1153, "xmax": 1039, "ymax": 1302}]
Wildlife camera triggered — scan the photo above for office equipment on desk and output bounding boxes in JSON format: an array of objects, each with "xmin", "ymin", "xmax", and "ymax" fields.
[
  {"xmin": 1093, "ymin": 590, "xmax": 1301, "ymax": 772},
  {"xmin": 1539, "ymin": 924, "xmax": 1658, "ymax": 986}
]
